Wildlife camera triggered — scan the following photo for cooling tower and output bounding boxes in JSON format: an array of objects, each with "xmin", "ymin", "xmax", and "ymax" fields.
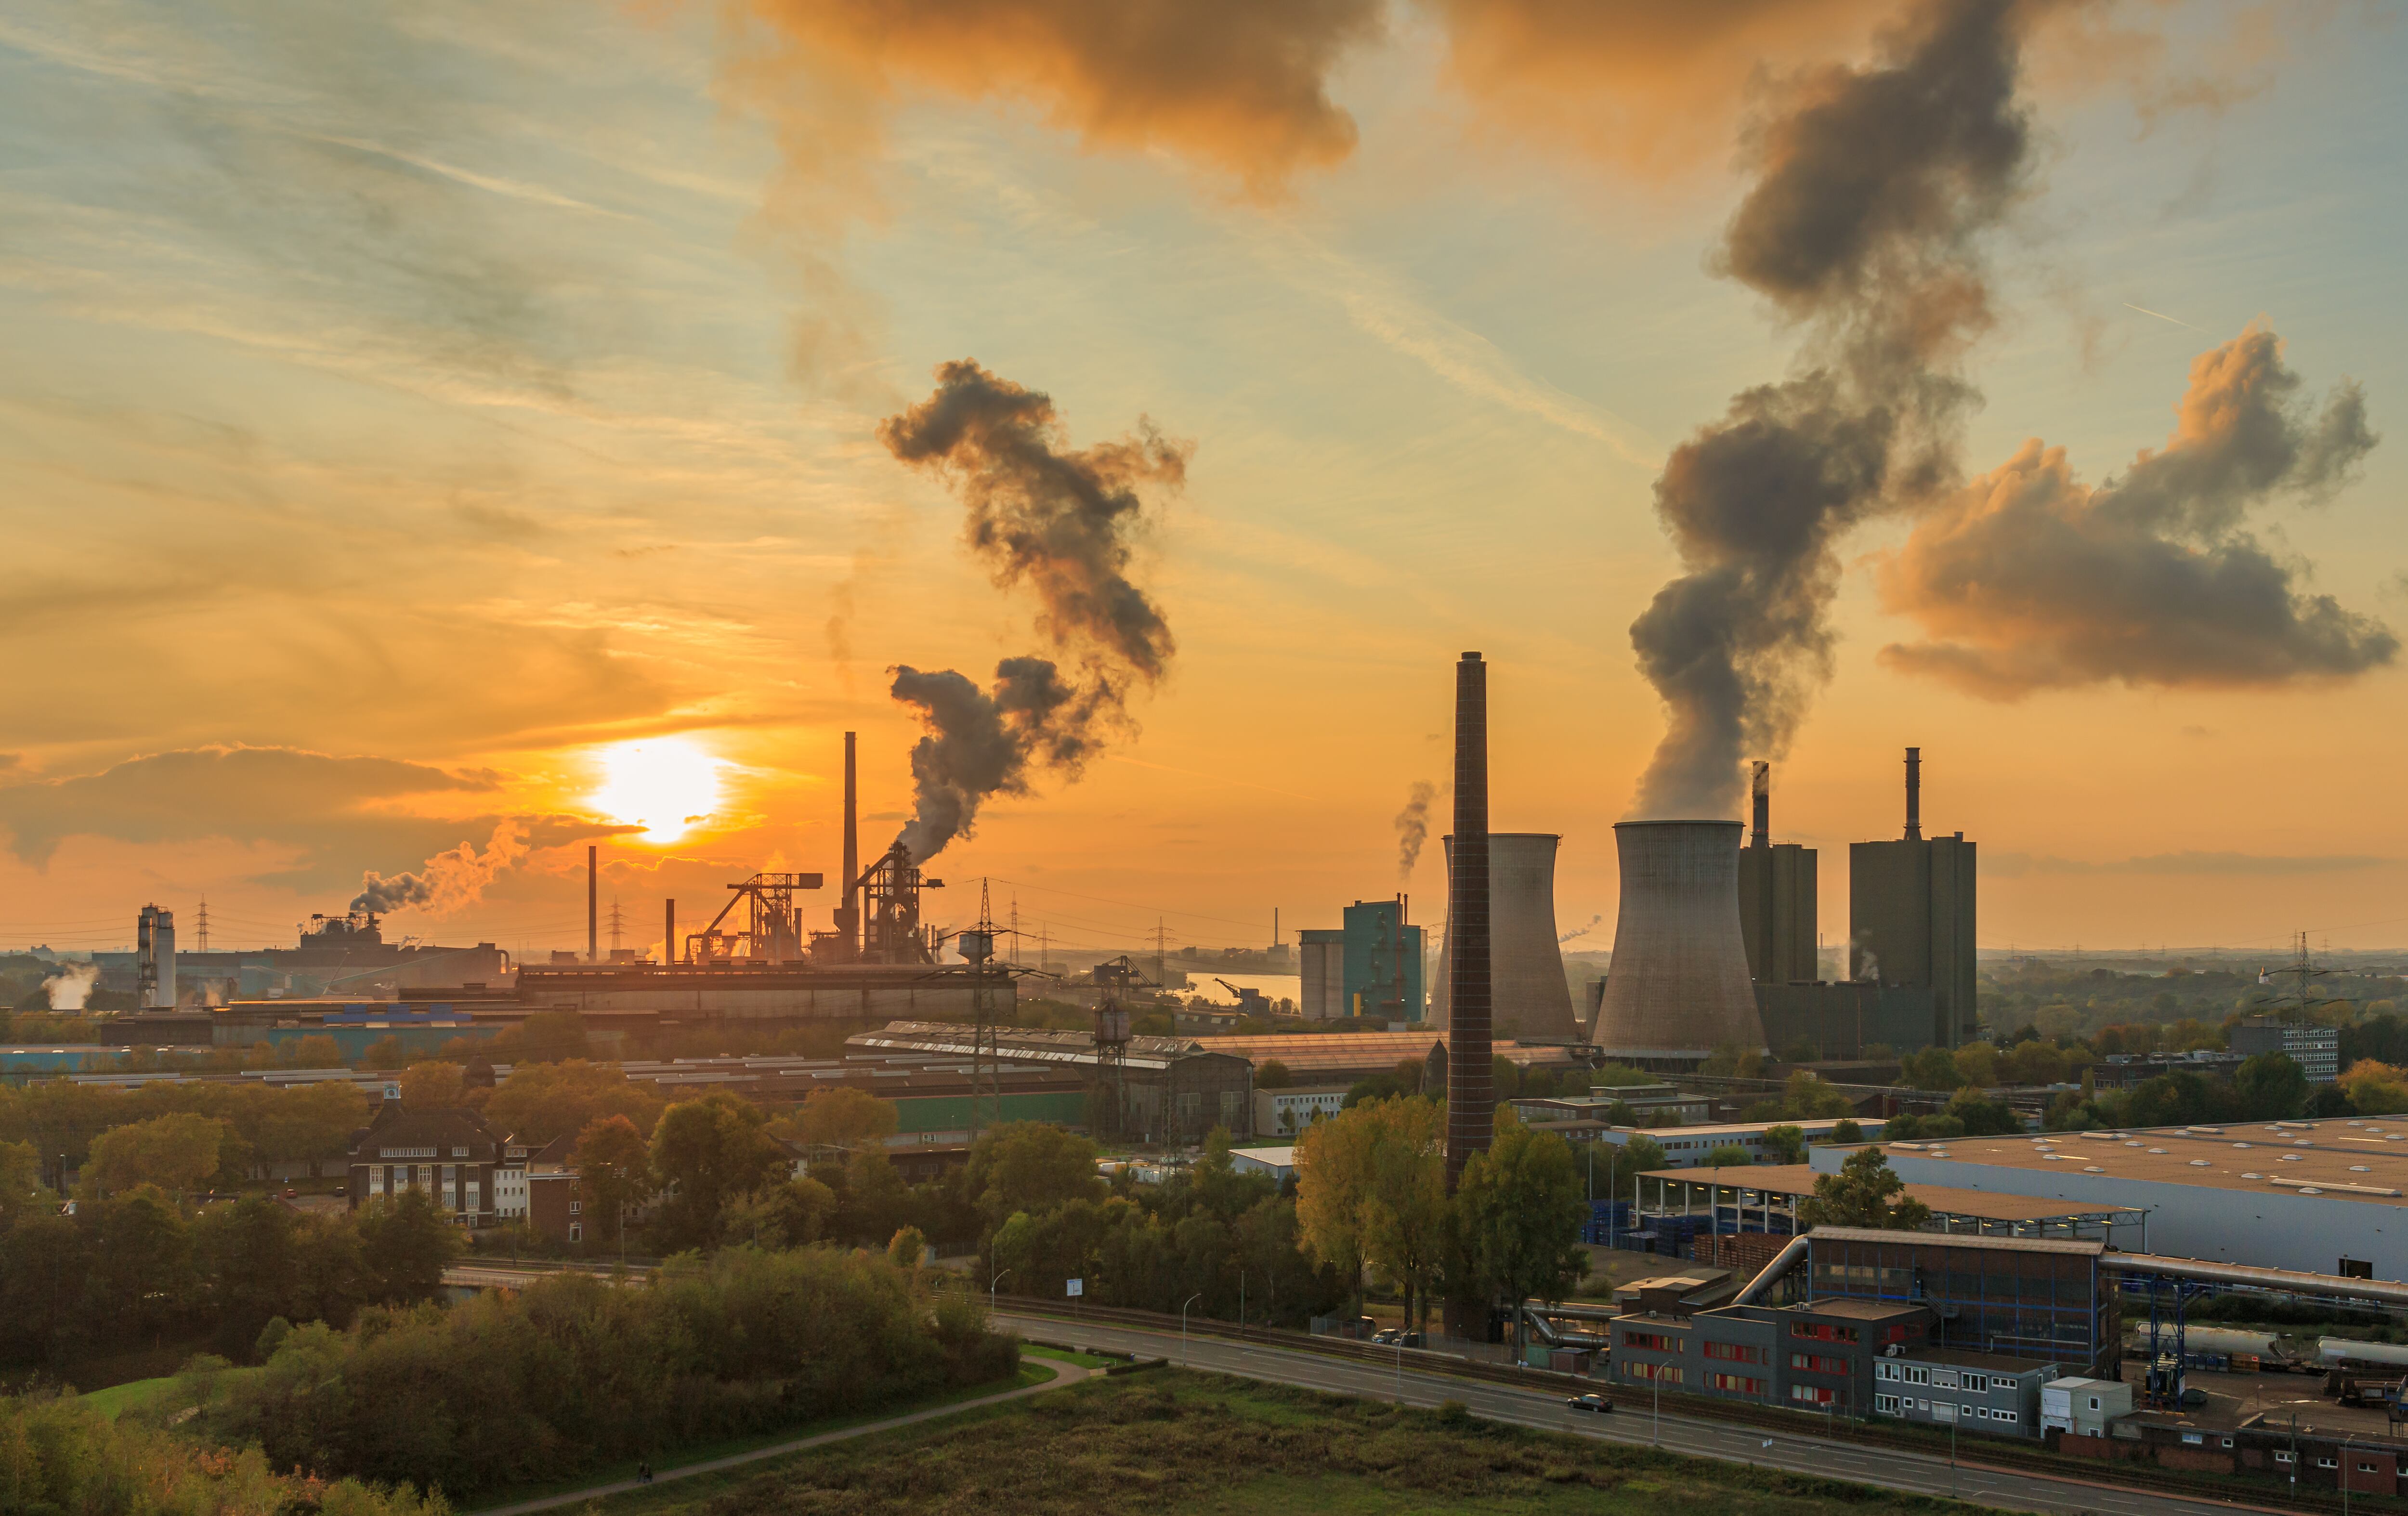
[
  {"xmin": 1593, "ymin": 820, "xmax": 1766, "ymax": 1054},
  {"xmin": 1431, "ymin": 832, "xmax": 1581, "ymax": 1043}
]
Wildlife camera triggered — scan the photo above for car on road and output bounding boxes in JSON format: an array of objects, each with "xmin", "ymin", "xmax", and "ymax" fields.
[
  {"xmin": 1565, "ymin": 1393, "xmax": 1613, "ymax": 1414},
  {"xmin": 1373, "ymin": 1328, "xmax": 1400, "ymax": 1344}
]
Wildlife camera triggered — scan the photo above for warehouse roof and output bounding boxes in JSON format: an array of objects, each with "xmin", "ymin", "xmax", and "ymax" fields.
[
  {"xmin": 1644, "ymin": 1165, "xmax": 2142, "ymax": 1224},
  {"xmin": 1864, "ymin": 1116, "xmax": 2408, "ymax": 1208}
]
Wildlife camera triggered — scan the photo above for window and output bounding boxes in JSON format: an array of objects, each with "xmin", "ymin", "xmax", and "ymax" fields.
[
  {"xmin": 1875, "ymin": 1394, "xmax": 1900, "ymax": 1415},
  {"xmin": 451, "ymin": 1147, "xmax": 469, "ymax": 1158},
  {"xmin": 2360, "ymin": 1462, "xmax": 2382, "ymax": 1474},
  {"xmin": 1998, "ymin": 1410, "xmax": 2018, "ymax": 1424},
  {"xmin": 1789, "ymin": 1385, "xmax": 1838, "ymax": 1406},
  {"xmin": 1704, "ymin": 1342, "xmax": 1764, "ymax": 1363},
  {"xmin": 1790, "ymin": 1353, "xmax": 1848, "ymax": 1375},
  {"xmin": 2275, "ymin": 1452, "xmax": 2294, "ymax": 1465},
  {"xmin": 569, "ymin": 1200, "xmax": 582, "ymax": 1215},
  {"xmin": 1624, "ymin": 1332, "xmax": 1683, "ymax": 1353},
  {"xmin": 1623, "ymin": 1361, "xmax": 1682, "ymax": 1385},
  {"xmin": 1790, "ymin": 1321, "xmax": 1860, "ymax": 1344},
  {"xmin": 2316, "ymin": 1458, "xmax": 2338, "ymax": 1471},
  {"xmin": 2086, "ymin": 1397, "xmax": 2101, "ymax": 1411},
  {"xmin": 1963, "ymin": 1373, "xmax": 1988, "ymax": 1392},
  {"xmin": 569, "ymin": 1224, "xmax": 582, "ymax": 1242},
  {"xmin": 1708, "ymin": 1373, "xmax": 1764, "ymax": 1395},
  {"xmin": 2181, "ymin": 1433, "xmax": 2203, "ymax": 1446},
  {"xmin": 1875, "ymin": 1362, "xmax": 1898, "ymax": 1381},
  {"xmin": 1906, "ymin": 1367, "xmax": 1931, "ymax": 1386}
]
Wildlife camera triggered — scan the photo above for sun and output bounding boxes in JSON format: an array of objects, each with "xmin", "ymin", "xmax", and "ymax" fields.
[{"xmin": 588, "ymin": 738, "xmax": 725, "ymax": 844}]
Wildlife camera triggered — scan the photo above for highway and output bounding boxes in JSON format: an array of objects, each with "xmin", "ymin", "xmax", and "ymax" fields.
[{"xmin": 995, "ymin": 1312, "xmax": 2288, "ymax": 1516}]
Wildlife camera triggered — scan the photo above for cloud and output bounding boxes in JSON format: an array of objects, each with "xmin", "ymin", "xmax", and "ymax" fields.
[
  {"xmin": 1878, "ymin": 322, "xmax": 2393, "ymax": 695},
  {"xmin": 1427, "ymin": 0, "xmax": 1892, "ymax": 179},
  {"xmin": 1628, "ymin": 0, "xmax": 2037, "ymax": 820},
  {"xmin": 1986, "ymin": 850, "xmax": 2393, "ymax": 879},
  {"xmin": 726, "ymin": 0, "xmax": 1387, "ymax": 198},
  {"xmin": 0, "ymin": 745, "xmax": 631, "ymax": 893}
]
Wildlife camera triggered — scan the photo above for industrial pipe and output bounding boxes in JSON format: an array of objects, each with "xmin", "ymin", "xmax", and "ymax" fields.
[
  {"xmin": 2107, "ymin": 1252, "xmax": 2408, "ymax": 1308},
  {"xmin": 1730, "ymin": 1233, "xmax": 1812, "ymax": 1307}
]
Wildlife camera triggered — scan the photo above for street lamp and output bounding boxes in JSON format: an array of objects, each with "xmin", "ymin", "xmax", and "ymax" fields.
[
  {"xmin": 1181, "ymin": 1293, "xmax": 1204, "ymax": 1365},
  {"xmin": 989, "ymin": 1263, "xmax": 1012, "ymax": 1313},
  {"xmin": 2343, "ymin": 1432, "xmax": 2356, "ymax": 1516}
]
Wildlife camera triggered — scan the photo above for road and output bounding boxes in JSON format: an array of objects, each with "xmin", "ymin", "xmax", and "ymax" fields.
[
  {"xmin": 996, "ymin": 1313, "xmax": 2289, "ymax": 1516},
  {"xmin": 471, "ymin": 1357, "xmax": 1088, "ymax": 1516}
]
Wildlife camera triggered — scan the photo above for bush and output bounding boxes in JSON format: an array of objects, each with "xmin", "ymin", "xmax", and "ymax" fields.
[{"xmin": 199, "ymin": 1245, "xmax": 1015, "ymax": 1500}]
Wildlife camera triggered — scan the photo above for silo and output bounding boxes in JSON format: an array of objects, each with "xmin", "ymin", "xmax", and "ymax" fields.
[
  {"xmin": 1594, "ymin": 821, "xmax": 1765, "ymax": 1054},
  {"xmin": 1430, "ymin": 833, "xmax": 1580, "ymax": 1042}
]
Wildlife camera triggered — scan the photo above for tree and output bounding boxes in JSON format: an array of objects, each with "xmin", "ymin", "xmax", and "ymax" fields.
[
  {"xmin": 1952, "ymin": 1042, "xmax": 1999, "ymax": 1088},
  {"xmin": 1760, "ymin": 1124, "xmax": 1806, "ymax": 1165},
  {"xmin": 355, "ymin": 1188, "xmax": 461, "ymax": 1303},
  {"xmin": 2341, "ymin": 1059, "xmax": 2408, "ymax": 1118},
  {"xmin": 837, "ymin": 1147, "xmax": 916, "ymax": 1246},
  {"xmin": 573, "ymin": 1114, "xmax": 655, "ymax": 1249},
  {"xmin": 1454, "ymin": 1115, "xmax": 1587, "ymax": 1356},
  {"xmin": 1353, "ymin": 1098, "xmax": 1449, "ymax": 1337},
  {"xmin": 2234, "ymin": 1053, "xmax": 2309, "ymax": 1120},
  {"xmin": 83, "ymin": 1111, "xmax": 228, "ymax": 1198},
  {"xmin": 397, "ymin": 1061, "xmax": 468, "ymax": 1110},
  {"xmin": 1294, "ymin": 1102, "xmax": 1378, "ymax": 1316},
  {"xmin": 1704, "ymin": 1144, "xmax": 1753, "ymax": 1168},
  {"xmin": 887, "ymin": 1225, "xmax": 929, "ymax": 1268},
  {"xmin": 963, "ymin": 1122, "xmax": 1102, "ymax": 1228},
  {"xmin": 83, "ymin": 1190, "xmax": 197, "ymax": 1342},
  {"xmin": 0, "ymin": 1137, "xmax": 43, "ymax": 1228},
  {"xmin": 649, "ymin": 1092, "xmax": 794, "ymax": 1250},
  {"xmin": 1780, "ymin": 1071, "xmax": 1854, "ymax": 1118},
  {"xmin": 1701, "ymin": 1044, "xmax": 1767, "ymax": 1079},
  {"xmin": 1828, "ymin": 1118, "xmax": 1864, "ymax": 1145},
  {"xmin": 1256, "ymin": 1059, "xmax": 1293, "ymax": 1090},
  {"xmin": 720, "ymin": 1175, "xmax": 836, "ymax": 1249},
  {"xmin": 360, "ymin": 1035, "xmax": 407, "ymax": 1070},
  {"xmin": 195, "ymin": 1195, "xmax": 302, "ymax": 1355},
  {"xmin": 1942, "ymin": 1089, "xmax": 2022, "ymax": 1137},
  {"xmin": 2002, "ymin": 1040, "xmax": 2066, "ymax": 1087},
  {"xmin": 483, "ymin": 1059, "xmax": 664, "ymax": 1145},
  {"xmin": 1798, "ymin": 1148, "xmax": 1930, "ymax": 1231},
  {"xmin": 1900, "ymin": 1046, "xmax": 1964, "ymax": 1091},
  {"xmin": 784, "ymin": 1086, "xmax": 898, "ymax": 1150}
]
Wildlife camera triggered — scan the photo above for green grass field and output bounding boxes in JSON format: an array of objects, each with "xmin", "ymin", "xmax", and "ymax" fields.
[
  {"xmin": 75, "ymin": 1376, "xmax": 173, "ymax": 1419},
  {"xmin": 579, "ymin": 1368, "xmax": 1977, "ymax": 1516}
]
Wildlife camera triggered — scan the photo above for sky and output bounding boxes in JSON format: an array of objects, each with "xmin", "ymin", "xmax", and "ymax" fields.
[{"xmin": 1, "ymin": 0, "xmax": 2403, "ymax": 966}]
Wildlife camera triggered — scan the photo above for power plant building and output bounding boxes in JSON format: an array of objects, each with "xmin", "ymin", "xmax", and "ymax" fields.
[
  {"xmin": 1430, "ymin": 832, "xmax": 1579, "ymax": 1042},
  {"xmin": 1736, "ymin": 763, "xmax": 1817, "ymax": 987},
  {"xmin": 1298, "ymin": 903, "xmax": 1426, "ymax": 1022},
  {"xmin": 1849, "ymin": 748, "xmax": 1978, "ymax": 1047},
  {"xmin": 1592, "ymin": 820, "xmax": 1765, "ymax": 1056}
]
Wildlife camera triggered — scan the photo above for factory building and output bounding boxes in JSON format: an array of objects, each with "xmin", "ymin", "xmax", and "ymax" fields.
[
  {"xmin": 846, "ymin": 1021, "xmax": 1256, "ymax": 1144},
  {"xmin": 1430, "ymin": 833, "xmax": 1580, "ymax": 1041},
  {"xmin": 1298, "ymin": 901, "xmax": 1425, "ymax": 1021},
  {"xmin": 2229, "ymin": 1016, "xmax": 2341, "ymax": 1083},
  {"xmin": 1592, "ymin": 820, "xmax": 1765, "ymax": 1057},
  {"xmin": 1849, "ymin": 748, "xmax": 1978, "ymax": 1048},
  {"xmin": 1811, "ymin": 1118, "xmax": 2408, "ymax": 1277},
  {"xmin": 1736, "ymin": 763, "xmax": 1817, "ymax": 987}
]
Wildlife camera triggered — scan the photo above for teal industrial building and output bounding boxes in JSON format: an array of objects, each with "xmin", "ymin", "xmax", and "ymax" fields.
[{"xmin": 1298, "ymin": 899, "xmax": 1425, "ymax": 1021}]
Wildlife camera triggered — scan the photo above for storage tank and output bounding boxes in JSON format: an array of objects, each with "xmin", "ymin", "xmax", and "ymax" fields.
[
  {"xmin": 1430, "ymin": 833, "xmax": 1580, "ymax": 1041},
  {"xmin": 1593, "ymin": 820, "xmax": 1765, "ymax": 1054}
]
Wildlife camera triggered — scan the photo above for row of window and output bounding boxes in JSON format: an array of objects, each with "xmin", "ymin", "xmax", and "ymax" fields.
[
  {"xmin": 1702, "ymin": 1341, "xmax": 1765, "ymax": 1364},
  {"xmin": 1875, "ymin": 1395, "xmax": 2020, "ymax": 1424},
  {"xmin": 1623, "ymin": 1332, "xmax": 1682, "ymax": 1353},
  {"xmin": 1790, "ymin": 1353, "xmax": 1848, "ymax": 1375},
  {"xmin": 1621, "ymin": 1361, "xmax": 1682, "ymax": 1385},
  {"xmin": 1876, "ymin": 1362, "xmax": 1999, "ymax": 1392},
  {"xmin": 1789, "ymin": 1321, "xmax": 1859, "ymax": 1344},
  {"xmin": 1707, "ymin": 1373, "xmax": 1765, "ymax": 1395}
]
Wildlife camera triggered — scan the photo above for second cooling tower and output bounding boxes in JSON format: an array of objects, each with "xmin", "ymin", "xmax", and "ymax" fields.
[
  {"xmin": 1431, "ymin": 832, "xmax": 1580, "ymax": 1041},
  {"xmin": 1593, "ymin": 820, "xmax": 1767, "ymax": 1054}
]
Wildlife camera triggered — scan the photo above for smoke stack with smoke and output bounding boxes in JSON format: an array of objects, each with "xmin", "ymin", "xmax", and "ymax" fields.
[
  {"xmin": 352, "ymin": 821, "xmax": 528, "ymax": 916},
  {"xmin": 1394, "ymin": 780, "xmax": 1437, "ymax": 883},
  {"xmin": 43, "ymin": 961, "xmax": 97, "ymax": 1010},
  {"xmin": 877, "ymin": 361, "xmax": 1187, "ymax": 861},
  {"xmin": 1629, "ymin": 0, "xmax": 2035, "ymax": 819},
  {"xmin": 1558, "ymin": 913, "xmax": 1603, "ymax": 945}
]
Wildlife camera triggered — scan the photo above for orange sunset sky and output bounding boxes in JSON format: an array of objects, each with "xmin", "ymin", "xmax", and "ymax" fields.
[{"xmin": 2, "ymin": 0, "xmax": 2404, "ymax": 963}]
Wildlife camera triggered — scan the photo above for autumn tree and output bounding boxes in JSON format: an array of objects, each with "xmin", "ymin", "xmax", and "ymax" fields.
[
  {"xmin": 1760, "ymin": 1124, "xmax": 1806, "ymax": 1165},
  {"xmin": 1798, "ymin": 1148, "xmax": 1931, "ymax": 1231},
  {"xmin": 780, "ymin": 1086, "xmax": 897, "ymax": 1150},
  {"xmin": 1355, "ymin": 1097, "xmax": 1449, "ymax": 1337},
  {"xmin": 649, "ymin": 1093, "xmax": 792, "ymax": 1251},
  {"xmin": 1294, "ymin": 1102, "xmax": 1383, "ymax": 1318},
  {"xmin": 1454, "ymin": 1114, "xmax": 1588, "ymax": 1356},
  {"xmin": 963, "ymin": 1122, "xmax": 1102, "ymax": 1228},
  {"xmin": 396, "ymin": 1061, "xmax": 469, "ymax": 1110},
  {"xmin": 574, "ymin": 1114, "xmax": 655, "ymax": 1248},
  {"xmin": 83, "ymin": 1111, "xmax": 228, "ymax": 1199},
  {"xmin": 356, "ymin": 1187, "xmax": 462, "ymax": 1302},
  {"xmin": 485, "ymin": 1061, "xmax": 666, "ymax": 1146}
]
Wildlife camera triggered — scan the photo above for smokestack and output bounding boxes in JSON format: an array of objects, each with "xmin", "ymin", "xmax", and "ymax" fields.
[
  {"xmin": 1904, "ymin": 746, "xmax": 1922, "ymax": 842},
  {"xmin": 842, "ymin": 731, "xmax": 861, "ymax": 955},
  {"xmin": 587, "ymin": 846, "xmax": 598, "ymax": 963},
  {"xmin": 1750, "ymin": 761, "xmax": 1770, "ymax": 849},
  {"xmin": 1445, "ymin": 652, "xmax": 1491, "ymax": 1184},
  {"xmin": 665, "ymin": 899, "xmax": 676, "ymax": 966},
  {"xmin": 1594, "ymin": 821, "xmax": 1765, "ymax": 1053}
]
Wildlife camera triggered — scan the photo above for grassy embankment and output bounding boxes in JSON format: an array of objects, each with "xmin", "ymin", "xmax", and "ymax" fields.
[{"xmin": 578, "ymin": 1366, "xmax": 1979, "ymax": 1516}]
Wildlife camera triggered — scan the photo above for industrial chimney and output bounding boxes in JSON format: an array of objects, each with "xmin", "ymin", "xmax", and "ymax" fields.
[
  {"xmin": 1593, "ymin": 821, "xmax": 1766, "ymax": 1054},
  {"xmin": 836, "ymin": 731, "xmax": 862, "ymax": 959},
  {"xmin": 1904, "ymin": 745, "xmax": 1922, "ymax": 841},
  {"xmin": 587, "ymin": 845, "xmax": 599, "ymax": 964},
  {"xmin": 1445, "ymin": 652, "xmax": 1491, "ymax": 1184},
  {"xmin": 136, "ymin": 904, "xmax": 176, "ymax": 1009},
  {"xmin": 1431, "ymin": 833, "xmax": 1579, "ymax": 1042}
]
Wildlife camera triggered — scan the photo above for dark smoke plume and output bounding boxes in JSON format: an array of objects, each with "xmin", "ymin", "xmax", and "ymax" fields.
[
  {"xmin": 1880, "ymin": 322, "xmax": 2391, "ymax": 694},
  {"xmin": 352, "ymin": 821, "xmax": 526, "ymax": 915},
  {"xmin": 1630, "ymin": 0, "xmax": 2034, "ymax": 819},
  {"xmin": 879, "ymin": 361, "xmax": 1186, "ymax": 860},
  {"xmin": 1394, "ymin": 779, "xmax": 1437, "ymax": 882}
]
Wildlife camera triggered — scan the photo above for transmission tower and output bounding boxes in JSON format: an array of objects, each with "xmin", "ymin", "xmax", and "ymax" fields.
[
  {"xmin": 959, "ymin": 879, "xmax": 1005, "ymax": 1143},
  {"xmin": 195, "ymin": 895, "xmax": 211, "ymax": 953},
  {"xmin": 606, "ymin": 897, "xmax": 627, "ymax": 956}
]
